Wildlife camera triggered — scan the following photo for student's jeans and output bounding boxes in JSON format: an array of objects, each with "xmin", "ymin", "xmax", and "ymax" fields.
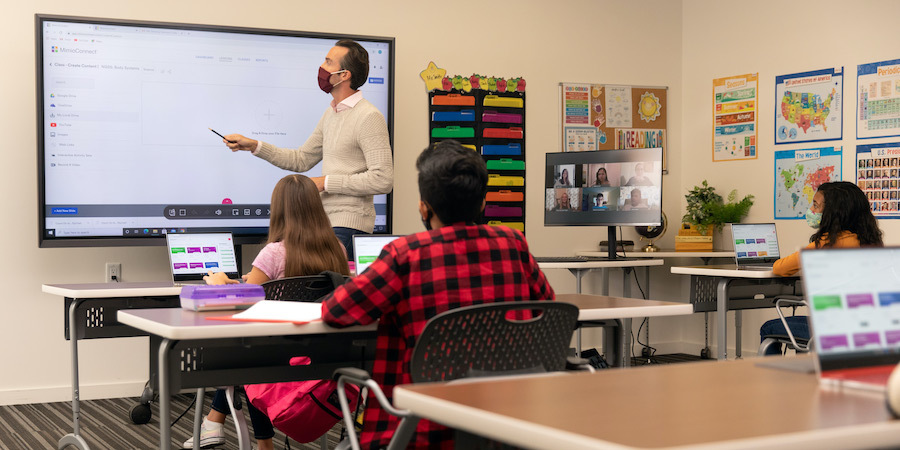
[
  {"xmin": 759, "ymin": 315, "xmax": 810, "ymax": 356},
  {"xmin": 210, "ymin": 388, "xmax": 274, "ymax": 440},
  {"xmin": 333, "ymin": 227, "xmax": 369, "ymax": 262}
]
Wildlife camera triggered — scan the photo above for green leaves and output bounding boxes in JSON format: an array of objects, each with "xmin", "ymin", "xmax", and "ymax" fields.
[{"xmin": 682, "ymin": 180, "xmax": 754, "ymax": 234}]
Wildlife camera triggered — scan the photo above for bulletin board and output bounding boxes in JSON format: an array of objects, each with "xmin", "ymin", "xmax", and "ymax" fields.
[{"xmin": 560, "ymin": 83, "xmax": 668, "ymax": 171}]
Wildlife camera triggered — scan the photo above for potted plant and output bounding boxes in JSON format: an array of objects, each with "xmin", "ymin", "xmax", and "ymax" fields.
[{"xmin": 681, "ymin": 180, "xmax": 754, "ymax": 249}]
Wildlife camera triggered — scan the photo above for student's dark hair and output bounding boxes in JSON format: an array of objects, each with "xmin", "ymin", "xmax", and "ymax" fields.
[
  {"xmin": 416, "ymin": 140, "xmax": 488, "ymax": 225},
  {"xmin": 335, "ymin": 39, "xmax": 369, "ymax": 90},
  {"xmin": 811, "ymin": 181, "xmax": 883, "ymax": 248}
]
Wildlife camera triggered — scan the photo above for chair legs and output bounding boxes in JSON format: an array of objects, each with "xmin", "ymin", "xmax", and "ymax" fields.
[{"xmin": 758, "ymin": 338, "xmax": 779, "ymax": 356}]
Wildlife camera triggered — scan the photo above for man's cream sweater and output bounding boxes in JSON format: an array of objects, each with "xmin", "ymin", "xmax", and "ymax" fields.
[{"xmin": 255, "ymin": 98, "xmax": 393, "ymax": 232}]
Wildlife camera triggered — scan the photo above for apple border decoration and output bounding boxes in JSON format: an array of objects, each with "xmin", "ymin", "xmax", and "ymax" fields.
[{"xmin": 420, "ymin": 61, "xmax": 525, "ymax": 93}]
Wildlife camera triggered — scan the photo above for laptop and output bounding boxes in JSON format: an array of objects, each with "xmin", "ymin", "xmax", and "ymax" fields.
[
  {"xmin": 800, "ymin": 247, "xmax": 900, "ymax": 391},
  {"xmin": 166, "ymin": 232, "xmax": 240, "ymax": 286},
  {"xmin": 352, "ymin": 234, "xmax": 401, "ymax": 275},
  {"xmin": 730, "ymin": 223, "xmax": 781, "ymax": 269}
]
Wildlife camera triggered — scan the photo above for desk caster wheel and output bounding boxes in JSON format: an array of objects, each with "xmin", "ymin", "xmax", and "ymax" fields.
[
  {"xmin": 700, "ymin": 348, "xmax": 711, "ymax": 359},
  {"xmin": 130, "ymin": 402, "xmax": 151, "ymax": 425}
]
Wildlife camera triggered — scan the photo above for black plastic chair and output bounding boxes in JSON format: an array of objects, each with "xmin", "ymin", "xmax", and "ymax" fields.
[
  {"xmin": 261, "ymin": 272, "xmax": 348, "ymax": 302},
  {"xmin": 333, "ymin": 301, "xmax": 580, "ymax": 450}
]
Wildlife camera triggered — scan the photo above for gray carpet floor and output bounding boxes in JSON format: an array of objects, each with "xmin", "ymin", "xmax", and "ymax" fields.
[{"xmin": 0, "ymin": 393, "xmax": 344, "ymax": 450}]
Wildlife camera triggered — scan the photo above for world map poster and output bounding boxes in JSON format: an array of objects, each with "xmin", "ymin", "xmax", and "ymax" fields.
[
  {"xmin": 774, "ymin": 68, "xmax": 843, "ymax": 145},
  {"xmin": 774, "ymin": 147, "xmax": 842, "ymax": 219}
]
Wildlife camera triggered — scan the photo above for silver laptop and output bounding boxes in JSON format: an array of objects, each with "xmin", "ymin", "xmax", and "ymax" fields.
[
  {"xmin": 166, "ymin": 232, "xmax": 240, "ymax": 285},
  {"xmin": 731, "ymin": 223, "xmax": 780, "ymax": 269},
  {"xmin": 352, "ymin": 234, "xmax": 401, "ymax": 275},
  {"xmin": 801, "ymin": 247, "xmax": 900, "ymax": 391}
]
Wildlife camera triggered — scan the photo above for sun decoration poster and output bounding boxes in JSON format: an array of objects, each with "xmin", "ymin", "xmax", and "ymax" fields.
[
  {"xmin": 857, "ymin": 59, "xmax": 900, "ymax": 139},
  {"xmin": 774, "ymin": 68, "xmax": 843, "ymax": 145},
  {"xmin": 856, "ymin": 143, "xmax": 900, "ymax": 218},
  {"xmin": 560, "ymin": 83, "xmax": 667, "ymax": 170},
  {"xmin": 774, "ymin": 147, "xmax": 842, "ymax": 219},
  {"xmin": 713, "ymin": 73, "xmax": 758, "ymax": 161}
]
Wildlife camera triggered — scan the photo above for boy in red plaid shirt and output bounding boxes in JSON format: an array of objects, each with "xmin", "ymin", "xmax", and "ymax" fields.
[{"xmin": 322, "ymin": 140, "xmax": 554, "ymax": 449}]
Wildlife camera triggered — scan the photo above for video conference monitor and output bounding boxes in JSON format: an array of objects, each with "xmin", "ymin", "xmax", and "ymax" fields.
[
  {"xmin": 36, "ymin": 15, "xmax": 394, "ymax": 247},
  {"xmin": 544, "ymin": 148, "xmax": 663, "ymax": 227}
]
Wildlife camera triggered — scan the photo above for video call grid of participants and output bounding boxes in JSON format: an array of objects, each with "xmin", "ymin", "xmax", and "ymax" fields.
[
  {"xmin": 857, "ymin": 156, "xmax": 900, "ymax": 213},
  {"xmin": 545, "ymin": 161, "xmax": 661, "ymax": 212}
]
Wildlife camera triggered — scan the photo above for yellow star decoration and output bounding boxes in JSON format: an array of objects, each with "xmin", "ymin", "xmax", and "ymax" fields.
[
  {"xmin": 639, "ymin": 92, "xmax": 661, "ymax": 123},
  {"xmin": 420, "ymin": 61, "xmax": 447, "ymax": 92}
]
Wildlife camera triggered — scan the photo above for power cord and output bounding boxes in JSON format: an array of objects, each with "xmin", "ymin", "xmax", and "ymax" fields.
[{"xmin": 170, "ymin": 392, "xmax": 197, "ymax": 428}]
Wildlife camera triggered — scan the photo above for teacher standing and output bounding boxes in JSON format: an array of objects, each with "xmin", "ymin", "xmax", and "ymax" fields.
[{"xmin": 223, "ymin": 40, "xmax": 393, "ymax": 260}]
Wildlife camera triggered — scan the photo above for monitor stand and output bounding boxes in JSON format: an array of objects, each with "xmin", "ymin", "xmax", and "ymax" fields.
[{"xmin": 590, "ymin": 226, "xmax": 638, "ymax": 261}]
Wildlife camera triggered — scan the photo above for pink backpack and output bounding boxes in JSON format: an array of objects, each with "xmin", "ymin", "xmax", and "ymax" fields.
[{"xmin": 245, "ymin": 357, "xmax": 360, "ymax": 443}]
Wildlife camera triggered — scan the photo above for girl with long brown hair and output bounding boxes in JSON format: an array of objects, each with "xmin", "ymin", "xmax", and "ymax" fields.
[{"xmin": 188, "ymin": 174, "xmax": 348, "ymax": 450}]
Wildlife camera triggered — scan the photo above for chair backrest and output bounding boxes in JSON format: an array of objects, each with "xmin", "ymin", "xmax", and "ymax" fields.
[
  {"xmin": 409, "ymin": 301, "xmax": 578, "ymax": 383},
  {"xmin": 261, "ymin": 273, "xmax": 348, "ymax": 302}
]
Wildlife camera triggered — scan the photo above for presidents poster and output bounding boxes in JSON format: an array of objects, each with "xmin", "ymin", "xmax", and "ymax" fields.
[
  {"xmin": 858, "ymin": 58, "xmax": 900, "ymax": 139},
  {"xmin": 560, "ymin": 83, "xmax": 668, "ymax": 171},
  {"xmin": 774, "ymin": 147, "xmax": 842, "ymax": 219},
  {"xmin": 713, "ymin": 73, "xmax": 758, "ymax": 161},
  {"xmin": 856, "ymin": 143, "xmax": 900, "ymax": 218},
  {"xmin": 774, "ymin": 67, "xmax": 843, "ymax": 145}
]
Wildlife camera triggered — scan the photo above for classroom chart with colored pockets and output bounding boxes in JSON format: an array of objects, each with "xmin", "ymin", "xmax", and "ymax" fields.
[
  {"xmin": 774, "ymin": 147, "xmax": 842, "ymax": 219},
  {"xmin": 858, "ymin": 58, "xmax": 900, "ymax": 139},
  {"xmin": 713, "ymin": 73, "xmax": 758, "ymax": 161},
  {"xmin": 856, "ymin": 143, "xmax": 900, "ymax": 218},
  {"xmin": 775, "ymin": 67, "xmax": 843, "ymax": 144}
]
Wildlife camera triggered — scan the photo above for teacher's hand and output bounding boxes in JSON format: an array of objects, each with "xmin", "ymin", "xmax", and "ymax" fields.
[
  {"xmin": 311, "ymin": 176, "xmax": 326, "ymax": 192},
  {"xmin": 223, "ymin": 134, "xmax": 258, "ymax": 152}
]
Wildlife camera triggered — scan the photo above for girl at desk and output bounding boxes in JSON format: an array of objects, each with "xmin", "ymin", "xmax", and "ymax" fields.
[
  {"xmin": 760, "ymin": 181, "xmax": 882, "ymax": 355},
  {"xmin": 186, "ymin": 174, "xmax": 349, "ymax": 449}
]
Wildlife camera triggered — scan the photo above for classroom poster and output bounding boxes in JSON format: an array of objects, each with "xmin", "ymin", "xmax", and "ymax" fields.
[
  {"xmin": 857, "ymin": 58, "xmax": 900, "ymax": 139},
  {"xmin": 559, "ymin": 82, "xmax": 668, "ymax": 170},
  {"xmin": 856, "ymin": 143, "xmax": 900, "ymax": 218},
  {"xmin": 713, "ymin": 73, "xmax": 758, "ymax": 161},
  {"xmin": 774, "ymin": 67, "xmax": 843, "ymax": 144},
  {"xmin": 774, "ymin": 147, "xmax": 842, "ymax": 219}
]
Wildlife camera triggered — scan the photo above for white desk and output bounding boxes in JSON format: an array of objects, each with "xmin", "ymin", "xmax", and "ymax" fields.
[
  {"xmin": 394, "ymin": 356, "xmax": 900, "ymax": 450},
  {"xmin": 670, "ymin": 265, "xmax": 801, "ymax": 360},
  {"xmin": 536, "ymin": 258, "xmax": 663, "ymax": 295},
  {"xmin": 42, "ymin": 282, "xmax": 182, "ymax": 450},
  {"xmin": 577, "ymin": 250, "xmax": 735, "ymax": 265},
  {"xmin": 118, "ymin": 308, "xmax": 377, "ymax": 449}
]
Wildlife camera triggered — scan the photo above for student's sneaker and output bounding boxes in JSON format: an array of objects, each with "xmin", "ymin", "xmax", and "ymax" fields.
[{"xmin": 181, "ymin": 418, "xmax": 225, "ymax": 448}]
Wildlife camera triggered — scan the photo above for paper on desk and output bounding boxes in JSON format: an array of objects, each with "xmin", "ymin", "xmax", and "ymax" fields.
[{"xmin": 206, "ymin": 300, "xmax": 322, "ymax": 324}]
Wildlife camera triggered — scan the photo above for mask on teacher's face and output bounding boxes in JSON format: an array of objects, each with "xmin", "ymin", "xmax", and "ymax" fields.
[
  {"xmin": 317, "ymin": 67, "xmax": 346, "ymax": 94},
  {"xmin": 805, "ymin": 208, "xmax": 822, "ymax": 229}
]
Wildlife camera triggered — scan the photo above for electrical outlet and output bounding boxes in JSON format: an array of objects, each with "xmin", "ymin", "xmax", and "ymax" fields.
[{"xmin": 106, "ymin": 262, "xmax": 122, "ymax": 283}]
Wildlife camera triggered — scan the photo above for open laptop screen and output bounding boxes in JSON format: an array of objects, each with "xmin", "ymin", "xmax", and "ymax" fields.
[
  {"xmin": 167, "ymin": 232, "xmax": 239, "ymax": 282},
  {"xmin": 801, "ymin": 247, "xmax": 900, "ymax": 371},
  {"xmin": 353, "ymin": 235, "xmax": 401, "ymax": 275},
  {"xmin": 731, "ymin": 223, "xmax": 780, "ymax": 265}
]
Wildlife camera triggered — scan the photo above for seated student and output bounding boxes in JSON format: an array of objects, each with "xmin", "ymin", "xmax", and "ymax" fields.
[
  {"xmin": 593, "ymin": 192, "xmax": 608, "ymax": 210},
  {"xmin": 760, "ymin": 181, "xmax": 883, "ymax": 355},
  {"xmin": 625, "ymin": 162, "xmax": 653, "ymax": 186},
  {"xmin": 621, "ymin": 188, "xmax": 649, "ymax": 210},
  {"xmin": 554, "ymin": 189, "xmax": 573, "ymax": 210},
  {"xmin": 321, "ymin": 140, "xmax": 555, "ymax": 450},
  {"xmin": 554, "ymin": 167, "xmax": 572, "ymax": 187},
  {"xmin": 183, "ymin": 174, "xmax": 350, "ymax": 449}
]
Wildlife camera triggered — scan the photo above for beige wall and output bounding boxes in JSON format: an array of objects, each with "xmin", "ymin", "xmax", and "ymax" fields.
[
  {"xmin": 1, "ymin": 0, "xmax": 683, "ymax": 404},
  {"xmin": 682, "ymin": 0, "xmax": 900, "ymax": 357}
]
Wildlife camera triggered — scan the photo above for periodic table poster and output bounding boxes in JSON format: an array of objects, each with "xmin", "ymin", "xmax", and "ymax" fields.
[{"xmin": 858, "ymin": 58, "xmax": 900, "ymax": 139}]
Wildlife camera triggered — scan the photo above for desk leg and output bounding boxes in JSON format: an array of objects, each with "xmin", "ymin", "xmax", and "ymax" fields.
[
  {"xmin": 568, "ymin": 268, "xmax": 584, "ymax": 358},
  {"xmin": 735, "ymin": 310, "xmax": 742, "ymax": 359},
  {"xmin": 716, "ymin": 278, "xmax": 731, "ymax": 360},
  {"xmin": 602, "ymin": 268, "xmax": 610, "ymax": 296},
  {"xmin": 158, "ymin": 338, "xmax": 175, "ymax": 450},
  {"xmin": 59, "ymin": 299, "xmax": 90, "ymax": 450}
]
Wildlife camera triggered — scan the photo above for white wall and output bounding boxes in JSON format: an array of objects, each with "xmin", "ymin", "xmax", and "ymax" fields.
[
  {"xmin": 1, "ymin": 0, "xmax": 683, "ymax": 404},
  {"xmin": 681, "ymin": 0, "xmax": 900, "ymax": 356}
]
